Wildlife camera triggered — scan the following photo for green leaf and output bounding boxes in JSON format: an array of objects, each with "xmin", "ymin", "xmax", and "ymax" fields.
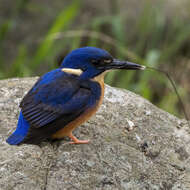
[{"xmin": 32, "ymin": 0, "xmax": 80, "ymax": 69}]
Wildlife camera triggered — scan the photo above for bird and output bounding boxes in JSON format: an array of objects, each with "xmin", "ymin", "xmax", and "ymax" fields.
[{"xmin": 6, "ymin": 47, "xmax": 145, "ymax": 145}]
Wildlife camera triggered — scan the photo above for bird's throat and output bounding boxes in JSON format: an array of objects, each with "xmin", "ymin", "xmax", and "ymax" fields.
[
  {"xmin": 92, "ymin": 71, "xmax": 107, "ymax": 84},
  {"xmin": 92, "ymin": 71, "xmax": 106, "ymax": 102}
]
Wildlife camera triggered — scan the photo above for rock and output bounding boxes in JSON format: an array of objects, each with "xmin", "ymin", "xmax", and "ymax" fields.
[{"xmin": 0, "ymin": 77, "xmax": 190, "ymax": 190}]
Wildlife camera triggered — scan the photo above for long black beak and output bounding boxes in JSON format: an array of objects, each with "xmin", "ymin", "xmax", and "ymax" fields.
[{"xmin": 106, "ymin": 59, "xmax": 146, "ymax": 70}]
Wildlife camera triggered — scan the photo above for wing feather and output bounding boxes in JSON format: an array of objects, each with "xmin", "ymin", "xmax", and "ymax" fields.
[{"xmin": 20, "ymin": 69, "xmax": 97, "ymax": 132}]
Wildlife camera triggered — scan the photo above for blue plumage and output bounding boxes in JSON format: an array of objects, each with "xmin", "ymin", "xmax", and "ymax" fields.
[
  {"xmin": 60, "ymin": 47, "xmax": 112, "ymax": 79},
  {"xmin": 6, "ymin": 112, "xmax": 30, "ymax": 145},
  {"xmin": 7, "ymin": 68, "xmax": 101, "ymax": 144},
  {"xmin": 6, "ymin": 47, "xmax": 144, "ymax": 145}
]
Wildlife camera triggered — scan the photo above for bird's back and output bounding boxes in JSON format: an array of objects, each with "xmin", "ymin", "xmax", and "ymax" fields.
[{"xmin": 7, "ymin": 69, "xmax": 103, "ymax": 145}]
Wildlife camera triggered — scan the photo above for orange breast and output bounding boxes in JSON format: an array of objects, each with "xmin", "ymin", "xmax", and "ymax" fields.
[{"xmin": 52, "ymin": 76, "xmax": 105, "ymax": 139}]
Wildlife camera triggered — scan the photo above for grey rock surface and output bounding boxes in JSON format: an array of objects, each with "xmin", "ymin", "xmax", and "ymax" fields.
[{"xmin": 0, "ymin": 77, "xmax": 190, "ymax": 190}]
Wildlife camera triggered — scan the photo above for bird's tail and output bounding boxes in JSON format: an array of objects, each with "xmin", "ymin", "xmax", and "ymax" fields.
[{"xmin": 6, "ymin": 112, "xmax": 30, "ymax": 145}]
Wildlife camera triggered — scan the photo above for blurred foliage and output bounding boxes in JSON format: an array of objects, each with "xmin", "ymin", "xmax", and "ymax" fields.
[{"xmin": 0, "ymin": 0, "xmax": 190, "ymax": 118}]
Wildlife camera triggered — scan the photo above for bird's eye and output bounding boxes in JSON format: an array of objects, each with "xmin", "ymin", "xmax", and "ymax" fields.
[
  {"xmin": 91, "ymin": 59, "xmax": 112, "ymax": 66},
  {"xmin": 91, "ymin": 59, "xmax": 100, "ymax": 65}
]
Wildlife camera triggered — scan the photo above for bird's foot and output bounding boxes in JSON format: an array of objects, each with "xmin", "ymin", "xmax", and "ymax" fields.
[
  {"xmin": 70, "ymin": 140, "xmax": 90, "ymax": 144},
  {"xmin": 68, "ymin": 133, "xmax": 89, "ymax": 144}
]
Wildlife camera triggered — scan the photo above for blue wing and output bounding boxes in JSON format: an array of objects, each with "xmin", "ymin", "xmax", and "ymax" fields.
[
  {"xmin": 6, "ymin": 112, "xmax": 30, "ymax": 145},
  {"xmin": 20, "ymin": 69, "xmax": 85, "ymax": 128},
  {"xmin": 6, "ymin": 68, "xmax": 101, "ymax": 145}
]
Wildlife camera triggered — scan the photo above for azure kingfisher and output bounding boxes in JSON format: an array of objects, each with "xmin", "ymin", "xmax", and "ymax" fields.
[{"xmin": 6, "ymin": 47, "xmax": 145, "ymax": 145}]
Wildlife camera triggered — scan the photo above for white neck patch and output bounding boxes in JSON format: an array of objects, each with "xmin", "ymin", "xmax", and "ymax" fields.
[{"xmin": 61, "ymin": 68, "xmax": 83, "ymax": 76}]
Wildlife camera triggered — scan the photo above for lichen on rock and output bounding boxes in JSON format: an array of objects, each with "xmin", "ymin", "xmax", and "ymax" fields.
[{"xmin": 0, "ymin": 77, "xmax": 190, "ymax": 190}]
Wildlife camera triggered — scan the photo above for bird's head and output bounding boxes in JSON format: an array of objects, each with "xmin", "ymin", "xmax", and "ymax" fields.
[{"xmin": 60, "ymin": 47, "xmax": 145, "ymax": 79}]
